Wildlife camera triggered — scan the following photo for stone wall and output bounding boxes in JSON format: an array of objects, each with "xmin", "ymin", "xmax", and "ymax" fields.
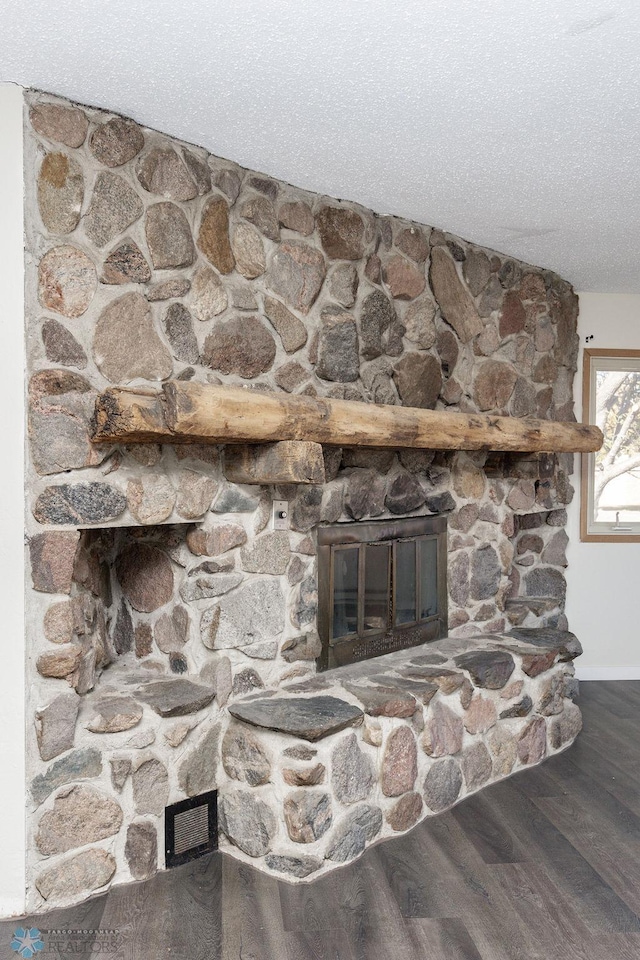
[{"xmin": 24, "ymin": 88, "xmax": 579, "ymax": 908}]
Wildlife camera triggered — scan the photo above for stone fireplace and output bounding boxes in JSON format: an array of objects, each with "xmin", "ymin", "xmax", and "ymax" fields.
[{"xmin": 23, "ymin": 88, "xmax": 585, "ymax": 910}]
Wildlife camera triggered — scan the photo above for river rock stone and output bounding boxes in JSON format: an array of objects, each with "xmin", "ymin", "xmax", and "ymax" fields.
[
  {"xmin": 263, "ymin": 295, "xmax": 308, "ymax": 352},
  {"xmin": 423, "ymin": 757, "xmax": 463, "ymax": 812},
  {"xmin": 200, "ymin": 580, "xmax": 283, "ymax": 650},
  {"xmin": 154, "ymin": 606, "xmax": 189, "ymax": 654},
  {"xmin": 240, "ymin": 531, "xmax": 290, "ymax": 575},
  {"xmin": 186, "ymin": 523, "xmax": 247, "ymax": 557},
  {"xmin": 267, "ymin": 241, "xmax": 326, "ymax": 314},
  {"xmin": 344, "ymin": 469, "xmax": 386, "ymax": 520},
  {"xmin": 396, "ymin": 226, "xmax": 429, "ymax": 262},
  {"xmin": 329, "ymin": 263, "xmax": 359, "ymax": 307},
  {"xmin": 101, "ymin": 240, "xmax": 150, "ymax": 285},
  {"xmin": 125, "ymin": 821, "xmax": 157, "ymax": 881},
  {"xmin": 316, "ymin": 307, "xmax": 359, "ymax": 382},
  {"xmin": 403, "ymin": 297, "xmax": 437, "ymax": 348},
  {"xmin": 41, "ymin": 319, "xmax": 87, "ymax": 368},
  {"xmin": 86, "ymin": 696, "xmax": 143, "ymax": 734},
  {"xmin": 34, "ymin": 483, "xmax": 126, "ymax": 525},
  {"xmin": 178, "ymin": 724, "xmax": 220, "ymax": 796},
  {"xmin": 382, "ymin": 726, "xmax": 417, "ymax": 797},
  {"xmin": 36, "ymin": 785, "xmax": 123, "ymax": 855},
  {"xmin": 175, "ymin": 469, "xmax": 217, "ymax": 519},
  {"xmin": 219, "ymin": 790, "xmax": 276, "ymax": 857},
  {"xmin": 30, "ymin": 102, "xmax": 89, "ymax": 147},
  {"xmin": 359, "ymin": 290, "xmax": 394, "ymax": 360},
  {"xmin": 387, "ymin": 792, "xmax": 423, "ymax": 832},
  {"xmin": 198, "ymin": 196, "xmax": 234, "ymax": 274},
  {"xmin": 35, "ymin": 848, "xmax": 116, "ymax": 902},
  {"xmin": 229, "ymin": 695, "xmax": 363, "ymax": 742},
  {"xmin": 145, "ymin": 201, "xmax": 196, "ymax": 269},
  {"xmin": 500, "ymin": 695, "xmax": 533, "ymax": 719},
  {"xmin": 283, "ymin": 764, "xmax": 326, "ymax": 786},
  {"xmin": 549, "ymin": 703, "xmax": 582, "ymax": 749},
  {"xmin": 38, "ymin": 245, "xmax": 97, "ymax": 318},
  {"xmin": 90, "ymin": 117, "xmax": 144, "ymax": 166},
  {"xmin": 30, "ymin": 531, "xmax": 79, "ymax": 594},
  {"xmin": 541, "ymin": 530, "xmax": 569, "ymax": 567},
  {"xmin": 284, "ymin": 790, "xmax": 332, "ymax": 843},
  {"xmin": 343, "ymin": 684, "xmax": 417, "ymax": 718},
  {"xmin": 29, "ymin": 370, "xmax": 105, "ymax": 476},
  {"xmin": 94, "ymin": 291, "xmax": 173, "ymax": 382},
  {"xmin": 203, "ymin": 315, "xmax": 276, "ymax": 378},
  {"xmin": 384, "ymin": 254, "xmax": 426, "ymax": 300},
  {"xmin": 35, "ymin": 692, "xmax": 80, "ymax": 762},
  {"xmin": 331, "ymin": 733, "xmax": 375, "ymax": 804},
  {"xmin": 470, "ymin": 544, "xmax": 502, "ymax": 601},
  {"xmin": 36, "ymin": 645, "xmax": 82, "ymax": 679},
  {"xmin": 136, "ymin": 146, "xmax": 197, "ymax": 201},
  {"xmin": 517, "ymin": 716, "xmax": 547, "ymax": 765},
  {"xmin": 474, "ymin": 360, "xmax": 518, "ymax": 411},
  {"xmin": 87, "ymin": 172, "xmax": 144, "ymax": 250},
  {"xmin": 454, "ymin": 650, "xmax": 515, "ymax": 689},
  {"xmin": 241, "ymin": 194, "xmax": 279, "ymax": 241},
  {"xmin": 116, "ymin": 544, "xmax": 173, "ymax": 612},
  {"xmin": 231, "ymin": 222, "xmax": 266, "ymax": 279},
  {"xmin": 524, "ymin": 568, "xmax": 567, "ymax": 601},
  {"xmin": 487, "ymin": 724, "xmax": 517, "ymax": 776},
  {"xmin": 136, "ymin": 678, "xmax": 215, "ymax": 718},
  {"xmin": 31, "ymin": 748, "xmax": 101, "ymax": 806},
  {"xmin": 278, "ymin": 200, "xmax": 314, "ymax": 235},
  {"xmin": 326, "ymin": 804, "xmax": 382, "ymax": 862},
  {"xmin": 146, "ymin": 277, "xmax": 192, "ymax": 301},
  {"xmin": 163, "ymin": 303, "xmax": 200, "ymax": 364},
  {"xmin": 463, "ymin": 695, "xmax": 497, "ymax": 734},
  {"xmin": 222, "ymin": 724, "xmax": 271, "ymax": 786},
  {"xmin": 43, "ymin": 599, "xmax": 74, "ymax": 645},
  {"xmin": 393, "ymin": 353, "xmax": 442, "ymax": 408},
  {"xmin": 461, "ymin": 742, "xmax": 493, "ymax": 791},
  {"xmin": 132, "ymin": 758, "xmax": 169, "ymax": 816},
  {"xmin": 189, "ymin": 264, "xmax": 228, "ymax": 320},
  {"xmin": 538, "ymin": 674, "xmax": 565, "ymax": 716},
  {"xmin": 317, "ymin": 206, "xmax": 364, "ymax": 259},
  {"xmin": 126, "ymin": 476, "xmax": 176, "ymax": 525},
  {"xmin": 38, "ymin": 152, "xmax": 84, "ymax": 235},
  {"xmin": 265, "ymin": 854, "xmax": 321, "ymax": 878},
  {"xmin": 422, "ymin": 701, "xmax": 464, "ymax": 757},
  {"xmin": 429, "ymin": 246, "xmax": 482, "ymax": 341},
  {"xmin": 386, "ymin": 472, "xmax": 425, "ymax": 514}
]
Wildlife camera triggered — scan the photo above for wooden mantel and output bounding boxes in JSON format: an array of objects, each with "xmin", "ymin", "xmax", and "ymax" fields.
[{"xmin": 92, "ymin": 381, "xmax": 603, "ymax": 456}]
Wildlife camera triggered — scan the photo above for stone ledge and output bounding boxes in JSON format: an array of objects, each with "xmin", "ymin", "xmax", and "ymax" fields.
[{"xmin": 216, "ymin": 628, "xmax": 582, "ymax": 881}]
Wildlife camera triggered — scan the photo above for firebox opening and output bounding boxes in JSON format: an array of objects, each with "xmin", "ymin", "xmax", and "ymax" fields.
[{"xmin": 316, "ymin": 516, "xmax": 448, "ymax": 671}]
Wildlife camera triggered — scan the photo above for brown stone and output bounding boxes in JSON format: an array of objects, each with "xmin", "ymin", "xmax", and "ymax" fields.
[
  {"xmin": 115, "ymin": 544, "xmax": 174, "ymax": 612},
  {"xmin": 189, "ymin": 265, "xmax": 228, "ymax": 321},
  {"xmin": 487, "ymin": 725, "xmax": 517, "ymax": 777},
  {"xmin": 30, "ymin": 531, "xmax": 79, "ymax": 594},
  {"xmin": 37, "ymin": 645, "xmax": 83, "ymax": 679},
  {"xmin": 125, "ymin": 821, "xmax": 157, "ymax": 881},
  {"xmin": 386, "ymin": 792, "xmax": 423, "ymax": 831},
  {"xmin": 94, "ymin": 292, "xmax": 173, "ymax": 383},
  {"xmin": 317, "ymin": 206, "xmax": 364, "ymax": 260},
  {"xmin": 549, "ymin": 703, "xmax": 582, "ymax": 750},
  {"xmin": 283, "ymin": 764, "xmax": 326, "ymax": 786},
  {"xmin": 263, "ymin": 295, "xmax": 308, "ymax": 353},
  {"xmin": 396, "ymin": 226, "xmax": 429, "ymax": 263},
  {"xmin": 90, "ymin": 117, "xmax": 144, "ymax": 166},
  {"xmin": 38, "ymin": 152, "xmax": 84, "ymax": 235},
  {"xmin": 499, "ymin": 291, "xmax": 526, "ymax": 337},
  {"xmin": 316, "ymin": 307, "xmax": 359, "ymax": 382},
  {"xmin": 522, "ymin": 650, "xmax": 557, "ymax": 678},
  {"xmin": 145, "ymin": 202, "xmax": 196, "ymax": 269},
  {"xmin": 132, "ymin": 759, "xmax": 169, "ymax": 815},
  {"xmin": 430, "ymin": 246, "xmax": 483, "ymax": 341},
  {"xmin": 186, "ymin": 523, "xmax": 247, "ymax": 556},
  {"xmin": 35, "ymin": 848, "xmax": 116, "ymax": 902},
  {"xmin": 136, "ymin": 146, "xmax": 197, "ymax": 201},
  {"xmin": 463, "ymin": 248, "xmax": 491, "ymax": 296},
  {"xmin": 463, "ymin": 695, "xmax": 497, "ymax": 734},
  {"xmin": 403, "ymin": 297, "xmax": 437, "ymax": 348},
  {"xmin": 146, "ymin": 277, "xmax": 192, "ymax": 301},
  {"xmin": 101, "ymin": 240, "xmax": 151, "ymax": 284},
  {"xmin": 275, "ymin": 361, "xmax": 310, "ymax": 392},
  {"xmin": 328, "ymin": 263, "xmax": 359, "ymax": 308},
  {"xmin": 384, "ymin": 254, "xmax": 426, "ymax": 300},
  {"xmin": 382, "ymin": 726, "xmax": 418, "ymax": 797},
  {"xmin": 365, "ymin": 254, "xmax": 382, "ymax": 284},
  {"xmin": 44, "ymin": 600, "xmax": 74, "ymax": 644},
  {"xmin": 198, "ymin": 196, "xmax": 235, "ymax": 274},
  {"xmin": 393, "ymin": 353, "xmax": 442, "ymax": 408},
  {"xmin": 267, "ymin": 241, "xmax": 326, "ymax": 314},
  {"xmin": 231, "ymin": 222, "xmax": 266, "ymax": 279},
  {"xmin": 533, "ymin": 355, "xmax": 559, "ymax": 384},
  {"xmin": 517, "ymin": 716, "xmax": 547, "ymax": 765},
  {"xmin": 30, "ymin": 102, "xmax": 89, "ymax": 148},
  {"xmin": 473, "ymin": 360, "xmax": 518, "ymax": 411},
  {"xmin": 87, "ymin": 696, "xmax": 143, "ymax": 733},
  {"xmin": 241, "ymin": 195, "xmax": 279, "ymax": 241},
  {"xmin": 41, "ymin": 318, "xmax": 87, "ymax": 368},
  {"xmin": 284, "ymin": 791, "xmax": 332, "ymax": 843},
  {"xmin": 279, "ymin": 200, "xmax": 314, "ymax": 235},
  {"xmin": 203, "ymin": 315, "xmax": 276, "ymax": 378},
  {"xmin": 154, "ymin": 606, "xmax": 189, "ymax": 653},
  {"xmin": 38, "ymin": 245, "xmax": 97, "ymax": 318},
  {"xmin": 453, "ymin": 453, "xmax": 486, "ymax": 500},
  {"xmin": 84, "ymin": 171, "xmax": 145, "ymax": 248},
  {"xmin": 36, "ymin": 785, "xmax": 123, "ymax": 855},
  {"xmin": 127, "ymin": 476, "xmax": 176, "ymax": 524},
  {"xmin": 422, "ymin": 701, "xmax": 464, "ymax": 757}
]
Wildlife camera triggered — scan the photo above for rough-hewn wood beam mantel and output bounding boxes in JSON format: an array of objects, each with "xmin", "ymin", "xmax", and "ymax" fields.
[{"xmin": 92, "ymin": 381, "xmax": 603, "ymax": 455}]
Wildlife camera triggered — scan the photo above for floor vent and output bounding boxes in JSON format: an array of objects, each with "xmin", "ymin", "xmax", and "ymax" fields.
[{"xmin": 164, "ymin": 791, "xmax": 218, "ymax": 868}]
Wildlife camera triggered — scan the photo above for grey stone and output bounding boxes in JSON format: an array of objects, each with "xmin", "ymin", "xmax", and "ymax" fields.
[
  {"xmin": 538, "ymin": 674, "xmax": 565, "ymax": 716},
  {"xmin": 86, "ymin": 696, "xmax": 143, "ymax": 734},
  {"xmin": 136, "ymin": 146, "xmax": 197, "ymax": 200},
  {"xmin": 500, "ymin": 696, "xmax": 533, "ymax": 719},
  {"xmin": 136, "ymin": 679, "xmax": 216, "ymax": 717},
  {"xmin": 116, "ymin": 544, "xmax": 174, "ymax": 613},
  {"xmin": 283, "ymin": 763, "xmax": 326, "ymax": 786},
  {"xmin": 110, "ymin": 758, "xmax": 131, "ymax": 792},
  {"xmin": 549, "ymin": 702, "xmax": 582, "ymax": 750},
  {"xmin": 214, "ymin": 167, "xmax": 242, "ymax": 201},
  {"xmin": 393, "ymin": 352, "xmax": 442, "ymax": 408},
  {"xmin": 264, "ymin": 854, "xmax": 321, "ymax": 878},
  {"xmin": 344, "ymin": 469, "xmax": 387, "ymax": 520},
  {"xmin": 180, "ymin": 571, "xmax": 243, "ymax": 602},
  {"xmin": 31, "ymin": 748, "xmax": 102, "ymax": 805},
  {"xmin": 382, "ymin": 726, "xmax": 418, "ymax": 797},
  {"xmin": 43, "ymin": 599, "xmax": 74, "ymax": 644},
  {"xmin": 84, "ymin": 171, "xmax": 144, "ymax": 248},
  {"xmin": 38, "ymin": 244, "xmax": 97, "ymax": 318},
  {"xmin": 284, "ymin": 790, "xmax": 332, "ymax": 843},
  {"xmin": 35, "ymin": 848, "xmax": 116, "ymax": 902},
  {"xmin": 316, "ymin": 306, "xmax": 359, "ymax": 382},
  {"xmin": 423, "ymin": 757, "xmax": 463, "ymax": 812},
  {"xmin": 41, "ymin": 319, "xmax": 87, "ymax": 368},
  {"xmin": 517, "ymin": 716, "xmax": 547, "ymax": 765},
  {"xmin": 541, "ymin": 530, "xmax": 569, "ymax": 567},
  {"xmin": 385, "ymin": 472, "xmax": 425, "ymax": 514},
  {"xmin": 231, "ymin": 284, "xmax": 259, "ymax": 311},
  {"xmin": 38, "ymin": 152, "xmax": 84, "ymax": 235},
  {"xmin": 212, "ymin": 487, "xmax": 260, "ymax": 514},
  {"xmin": 34, "ymin": 483, "xmax": 126, "ymax": 525},
  {"xmin": 470, "ymin": 544, "xmax": 502, "ymax": 600},
  {"xmin": 359, "ymin": 290, "xmax": 395, "ymax": 360},
  {"xmin": 125, "ymin": 821, "xmax": 157, "ymax": 880},
  {"xmin": 241, "ymin": 531, "xmax": 290, "ymax": 575},
  {"xmin": 317, "ymin": 206, "xmax": 364, "ymax": 259},
  {"xmin": 461, "ymin": 742, "xmax": 493, "ymax": 791},
  {"xmin": 89, "ymin": 117, "xmax": 144, "ymax": 166},
  {"xmin": 343, "ymin": 683, "xmax": 417, "ymax": 718},
  {"xmin": 232, "ymin": 222, "xmax": 266, "ymax": 279},
  {"xmin": 36, "ymin": 785, "xmax": 123, "ymax": 855},
  {"xmin": 229, "ymin": 695, "xmax": 363, "ymax": 742},
  {"xmin": 182, "ymin": 148, "xmax": 211, "ymax": 194},
  {"xmin": 222, "ymin": 724, "xmax": 271, "ymax": 786},
  {"xmin": 524, "ymin": 568, "xmax": 567, "ymax": 602},
  {"xmin": 325, "ymin": 804, "xmax": 382, "ymax": 862},
  {"xmin": 146, "ymin": 277, "xmax": 192, "ymax": 301},
  {"xmin": 403, "ymin": 297, "xmax": 437, "ymax": 348},
  {"xmin": 30, "ymin": 102, "xmax": 89, "ymax": 148},
  {"xmin": 218, "ymin": 790, "xmax": 277, "ymax": 857},
  {"xmin": 178, "ymin": 724, "xmax": 221, "ymax": 796},
  {"xmin": 241, "ymin": 194, "xmax": 279, "ymax": 241},
  {"xmin": 232, "ymin": 668, "xmax": 264, "ymax": 696},
  {"xmin": 478, "ymin": 275, "xmax": 504, "ymax": 316},
  {"xmin": 146, "ymin": 202, "xmax": 196, "ymax": 269},
  {"xmin": 422, "ymin": 701, "xmax": 464, "ymax": 757},
  {"xmin": 454, "ymin": 650, "xmax": 515, "ymax": 689},
  {"xmin": 331, "ymin": 733, "xmax": 375, "ymax": 804},
  {"xmin": 35, "ymin": 692, "xmax": 80, "ymax": 761},
  {"xmin": 200, "ymin": 580, "xmax": 284, "ymax": 651},
  {"xmin": 278, "ymin": 200, "xmax": 314, "ymax": 236},
  {"xmin": 290, "ymin": 575, "xmax": 317, "ymax": 630},
  {"xmin": 463, "ymin": 248, "xmax": 491, "ymax": 296},
  {"xmin": 426, "ymin": 491, "xmax": 456, "ymax": 514},
  {"xmin": 132, "ymin": 759, "xmax": 169, "ymax": 816},
  {"xmin": 101, "ymin": 240, "xmax": 151, "ymax": 284},
  {"xmin": 263, "ymin": 295, "xmax": 308, "ymax": 353},
  {"xmin": 282, "ymin": 744, "xmax": 317, "ymax": 761},
  {"xmin": 203, "ymin": 315, "xmax": 276, "ymax": 378},
  {"xmin": 329, "ymin": 263, "xmax": 359, "ymax": 307},
  {"xmin": 281, "ymin": 632, "xmax": 322, "ymax": 663},
  {"xmin": 189, "ymin": 265, "xmax": 228, "ymax": 321},
  {"xmin": 127, "ymin": 476, "xmax": 176, "ymax": 525},
  {"xmin": 95, "ymin": 291, "xmax": 173, "ymax": 382},
  {"xmin": 291, "ymin": 487, "xmax": 323, "ymax": 533},
  {"xmin": 267, "ymin": 240, "xmax": 326, "ymax": 314},
  {"xmin": 29, "ymin": 373, "xmax": 106, "ymax": 476},
  {"xmin": 163, "ymin": 304, "xmax": 200, "ymax": 364}
]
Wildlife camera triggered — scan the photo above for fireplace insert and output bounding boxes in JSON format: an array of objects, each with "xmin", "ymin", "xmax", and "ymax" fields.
[{"xmin": 316, "ymin": 515, "xmax": 448, "ymax": 670}]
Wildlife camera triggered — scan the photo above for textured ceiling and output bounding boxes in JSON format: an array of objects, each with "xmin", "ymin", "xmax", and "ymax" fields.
[{"xmin": 3, "ymin": 0, "xmax": 640, "ymax": 292}]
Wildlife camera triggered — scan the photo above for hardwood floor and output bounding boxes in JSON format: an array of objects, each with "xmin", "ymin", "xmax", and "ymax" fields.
[{"xmin": 3, "ymin": 681, "xmax": 640, "ymax": 960}]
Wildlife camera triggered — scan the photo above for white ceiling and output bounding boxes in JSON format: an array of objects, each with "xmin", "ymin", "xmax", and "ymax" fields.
[{"xmin": 3, "ymin": 0, "xmax": 640, "ymax": 292}]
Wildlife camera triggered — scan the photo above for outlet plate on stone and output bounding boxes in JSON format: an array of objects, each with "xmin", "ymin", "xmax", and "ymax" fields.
[{"xmin": 272, "ymin": 500, "xmax": 289, "ymax": 530}]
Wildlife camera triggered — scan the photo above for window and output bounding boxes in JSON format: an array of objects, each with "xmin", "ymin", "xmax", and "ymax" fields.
[
  {"xmin": 317, "ymin": 516, "xmax": 448, "ymax": 670},
  {"xmin": 581, "ymin": 348, "xmax": 640, "ymax": 541}
]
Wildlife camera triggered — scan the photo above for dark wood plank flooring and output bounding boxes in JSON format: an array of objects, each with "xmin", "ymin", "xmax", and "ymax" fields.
[{"xmin": 2, "ymin": 680, "xmax": 640, "ymax": 960}]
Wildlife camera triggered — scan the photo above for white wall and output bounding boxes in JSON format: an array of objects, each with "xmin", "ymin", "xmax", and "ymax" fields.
[
  {"xmin": 566, "ymin": 292, "xmax": 640, "ymax": 680},
  {"xmin": 0, "ymin": 83, "xmax": 26, "ymax": 914}
]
